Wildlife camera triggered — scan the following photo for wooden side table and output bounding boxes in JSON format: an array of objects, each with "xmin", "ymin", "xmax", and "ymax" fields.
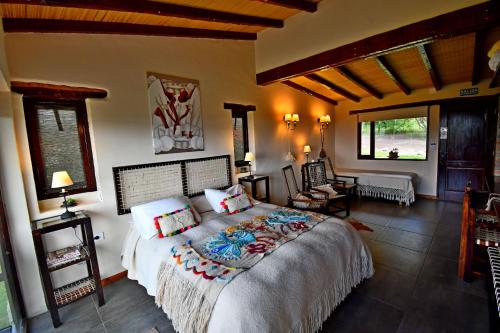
[
  {"xmin": 31, "ymin": 211, "xmax": 104, "ymax": 327},
  {"xmin": 238, "ymin": 175, "xmax": 270, "ymax": 203}
]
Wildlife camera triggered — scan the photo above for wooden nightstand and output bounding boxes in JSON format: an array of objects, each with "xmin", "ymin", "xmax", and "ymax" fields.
[
  {"xmin": 238, "ymin": 175, "xmax": 270, "ymax": 203},
  {"xmin": 31, "ymin": 211, "xmax": 104, "ymax": 327}
]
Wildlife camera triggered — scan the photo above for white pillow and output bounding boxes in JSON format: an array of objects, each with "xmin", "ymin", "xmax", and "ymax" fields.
[
  {"xmin": 131, "ymin": 196, "xmax": 200, "ymax": 240},
  {"xmin": 312, "ymin": 184, "xmax": 338, "ymax": 199},
  {"xmin": 190, "ymin": 195, "xmax": 213, "ymax": 213},
  {"xmin": 204, "ymin": 185, "xmax": 244, "ymax": 213}
]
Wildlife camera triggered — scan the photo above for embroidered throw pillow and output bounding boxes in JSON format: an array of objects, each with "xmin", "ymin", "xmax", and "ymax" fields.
[
  {"xmin": 311, "ymin": 184, "xmax": 338, "ymax": 199},
  {"xmin": 204, "ymin": 184, "xmax": 245, "ymax": 213},
  {"xmin": 154, "ymin": 205, "xmax": 198, "ymax": 238},
  {"xmin": 221, "ymin": 193, "xmax": 253, "ymax": 215},
  {"xmin": 131, "ymin": 196, "xmax": 201, "ymax": 240}
]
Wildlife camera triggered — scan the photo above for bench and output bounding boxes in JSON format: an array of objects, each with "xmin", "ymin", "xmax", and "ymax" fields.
[{"xmin": 334, "ymin": 168, "xmax": 417, "ymax": 206}]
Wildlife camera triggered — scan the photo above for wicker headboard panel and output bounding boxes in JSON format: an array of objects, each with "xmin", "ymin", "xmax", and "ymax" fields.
[{"xmin": 113, "ymin": 155, "xmax": 232, "ymax": 215}]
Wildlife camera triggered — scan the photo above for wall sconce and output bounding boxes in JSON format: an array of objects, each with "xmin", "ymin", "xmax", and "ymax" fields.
[
  {"xmin": 304, "ymin": 145, "xmax": 311, "ymax": 163},
  {"xmin": 317, "ymin": 115, "xmax": 331, "ymax": 158},
  {"xmin": 284, "ymin": 113, "xmax": 300, "ymax": 130}
]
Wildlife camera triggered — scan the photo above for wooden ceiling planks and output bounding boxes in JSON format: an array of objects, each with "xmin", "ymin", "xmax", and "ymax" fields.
[
  {"xmin": 416, "ymin": 44, "xmax": 442, "ymax": 91},
  {"xmin": 3, "ymin": 18, "xmax": 258, "ymax": 40},
  {"xmin": 281, "ymin": 80, "xmax": 338, "ymax": 105},
  {"xmin": 256, "ymin": 2, "xmax": 500, "ymax": 85},
  {"xmin": 290, "ymin": 76, "xmax": 345, "ymax": 101},
  {"xmin": 374, "ymin": 56, "xmax": 411, "ymax": 95},
  {"xmin": 384, "ymin": 46, "xmax": 434, "ymax": 90},
  {"xmin": 316, "ymin": 68, "xmax": 372, "ymax": 98},
  {"xmin": 304, "ymin": 73, "xmax": 361, "ymax": 102},
  {"xmin": 153, "ymin": 0, "xmax": 302, "ymax": 19},
  {"xmin": 0, "ymin": 3, "xmax": 267, "ymax": 33},
  {"xmin": 429, "ymin": 33, "xmax": 475, "ymax": 85},
  {"xmin": 333, "ymin": 66, "xmax": 383, "ymax": 99},
  {"xmin": 344, "ymin": 59, "xmax": 402, "ymax": 95}
]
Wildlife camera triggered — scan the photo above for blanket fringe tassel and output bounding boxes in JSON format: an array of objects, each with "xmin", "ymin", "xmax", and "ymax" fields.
[
  {"xmin": 292, "ymin": 256, "xmax": 374, "ymax": 333},
  {"xmin": 155, "ymin": 263, "xmax": 213, "ymax": 333}
]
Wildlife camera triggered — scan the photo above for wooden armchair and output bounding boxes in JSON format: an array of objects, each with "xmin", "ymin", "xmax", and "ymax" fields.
[
  {"xmin": 319, "ymin": 157, "xmax": 358, "ymax": 196},
  {"xmin": 301, "ymin": 161, "xmax": 350, "ymax": 217},
  {"xmin": 282, "ymin": 165, "xmax": 329, "ymax": 213}
]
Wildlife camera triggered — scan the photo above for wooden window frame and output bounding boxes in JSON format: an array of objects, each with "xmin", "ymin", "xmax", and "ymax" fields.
[
  {"xmin": 23, "ymin": 97, "xmax": 97, "ymax": 200},
  {"xmin": 231, "ymin": 109, "xmax": 250, "ymax": 167},
  {"xmin": 357, "ymin": 121, "xmax": 375, "ymax": 159},
  {"xmin": 357, "ymin": 115, "xmax": 429, "ymax": 161}
]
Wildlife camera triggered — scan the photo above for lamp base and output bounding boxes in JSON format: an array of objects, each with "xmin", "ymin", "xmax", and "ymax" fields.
[
  {"xmin": 60, "ymin": 210, "xmax": 76, "ymax": 220},
  {"xmin": 319, "ymin": 149, "xmax": 327, "ymax": 158}
]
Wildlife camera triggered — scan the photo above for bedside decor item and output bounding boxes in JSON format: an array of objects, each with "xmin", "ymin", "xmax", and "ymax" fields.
[
  {"xmin": 147, "ymin": 72, "xmax": 204, "ymax": 155},
  {"xmin": 238, "ymin": 175, "xmax": 270, "ymax": 203},
  {"xmin": 31, "ymin": 212, "xmax": 104, "ymax": 327},
  {"xmin": 51, "ymin": 171, "xmax": 76, "ymax": 220},
  {"xmin": 304, "ymin": 145, "xmax": 311, "ymax": 162},
  {"xmin": 284, "ymin": 113, "xmax": 300, "ymax": 161},
  {"xmin": 318, "ymin": 115, "xmax": 331, "ymax": 158},
  {"xmin": 244, "ymin": 152, "xmax": 255, "ymax": 178}
]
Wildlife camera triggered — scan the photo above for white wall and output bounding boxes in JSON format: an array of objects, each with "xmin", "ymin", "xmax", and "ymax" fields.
[
  {"xmin": 0, "ymin": 25, "xmax": 46, "ymax": 321},
  {"xmin": 2, "ymin": 31, "xmax": 334, "ymax": 317},
  {"xmin": 5, "ymin": 32, "xmax": 259, "ymax": 316},
  {"xmin": 255, "ymin": 0, "xmax": 487, "ymax": 72},
  {"xmin": 255, "ymin": 83, "xmax": 335, "ymax": 205},
  {"xmin": 333, "ymin": 81, "xmax": 500, "ymax": 196}
]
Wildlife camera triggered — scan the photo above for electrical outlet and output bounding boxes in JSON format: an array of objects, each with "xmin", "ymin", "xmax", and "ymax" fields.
[{"xmin": 94, "ymin": 232, "xmax": 105, "ymax": 241}]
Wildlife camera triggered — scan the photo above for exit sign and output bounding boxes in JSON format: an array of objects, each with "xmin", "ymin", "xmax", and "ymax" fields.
[{"xmin": 460, "ymin": 87, "xmax": 479, "ymax": 96}]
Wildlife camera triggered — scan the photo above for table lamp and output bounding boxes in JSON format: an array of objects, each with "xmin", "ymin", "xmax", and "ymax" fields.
[
  {"xmin": 244, "ymin": 152, "xmax": 255, "ymax": 178},
  {"xmin": 51, "ymin": 171, "xmax": 76, "ymax": 219},
  {"xmin": 304, "ymin": 145, "xmax": 312, "ymax": 163}
]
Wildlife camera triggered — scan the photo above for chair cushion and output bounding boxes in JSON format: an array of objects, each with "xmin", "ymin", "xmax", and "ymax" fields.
[
  {"xmin": 312, "ymin": 184, "xmax": 338, "ymax": 199},
  {"xmin": 293, "ymin": 193, "xmax": 311, "ymax": 209}
]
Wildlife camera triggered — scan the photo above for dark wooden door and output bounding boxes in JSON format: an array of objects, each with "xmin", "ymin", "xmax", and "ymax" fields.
[{"xmin": 438, "ymin": 98, "xmax": 497, "ymax": 202}]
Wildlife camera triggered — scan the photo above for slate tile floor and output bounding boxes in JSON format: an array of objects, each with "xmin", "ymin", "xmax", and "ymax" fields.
[{"xmin": 29, "ymin": 199, "xmax": 489, "ymax": 333}]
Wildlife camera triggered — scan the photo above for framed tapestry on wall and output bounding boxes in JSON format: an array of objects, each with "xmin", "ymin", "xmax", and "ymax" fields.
[{"xmin": 147, "ymin": 72, "xmax": 204, "ymax": 154}]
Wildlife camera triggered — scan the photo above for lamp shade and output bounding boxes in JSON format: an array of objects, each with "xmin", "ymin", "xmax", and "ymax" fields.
[
  {"xmin": 284, "ymin": 113, "xmax": 292, "ymax": 121},
  {"xmin": 244, "ymin": 152, "xmax": 255, "ymax": 162},
  {"xmin": 51, "ymin": 171, "xmax": 74, "ymax": 189},
  {"xmin": 324, "ymin": 115, "xmax": 331, "ymax": 123},
  {"xmin": 292, "ymin": 114, "xmax": 300, "ymax": 122},
  {"xmin": 303, "ymin": 145, "xmax": 312, "ymax": 153}
]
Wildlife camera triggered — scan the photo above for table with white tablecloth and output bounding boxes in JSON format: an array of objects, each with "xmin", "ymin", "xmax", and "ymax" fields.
[{"xmin": 334, "ymin": 168, "xmax": 418, "ymax": 206}]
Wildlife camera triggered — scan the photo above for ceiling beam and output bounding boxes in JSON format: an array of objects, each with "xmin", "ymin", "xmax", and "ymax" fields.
[
  {"xmin": 305, "ymin": 73, "xmax": 361, "ymax": 102},
  {"xmin": 374, "ymin": 56, "xmax": 411, "ymax": 95},
  {"xmin": 416, "ymin": 44, "xmax": 441, "ymax": 91},
  {"xmin": 281, "ymin": 80, "xmax": 338, "ymax": 105},
  {"xmin": 2, "ymin": 19, "xmax": 257, "ymax": 40},
  {"xmin": 256, "ymin": 2, "xmax": 499, "ymax": 85},
  {"xmin": 471, "ymin": 30, "xmax": 484, "ymax": 85},
  {"xmin": 251, "ymin": 0, "xmax": 317, "ymax": 12},
  {"xmin": 335, "ymin": 66, "xmax": 383, "ymax": 99},
  {"xmin": 11, "ymin": 81, "xmax": 107, "ymax": 99},
  {"xmin": 0, "ymin": 0, "xmax": 283, "ymax": 28}
]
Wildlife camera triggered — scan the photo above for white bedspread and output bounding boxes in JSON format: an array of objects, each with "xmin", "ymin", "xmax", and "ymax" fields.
[
  {"xmin": 335, "ymin": 168, "xmax": 417, "ymax": 205},
  {"xmin": 122, "ymin": 203, "xmax": 373, "ymax": 333}
]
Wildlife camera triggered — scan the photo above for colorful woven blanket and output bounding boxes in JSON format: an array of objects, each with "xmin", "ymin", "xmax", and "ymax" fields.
[{"xmin": 155, "ymin": 208, "xmax": 326, "ymax": 333}]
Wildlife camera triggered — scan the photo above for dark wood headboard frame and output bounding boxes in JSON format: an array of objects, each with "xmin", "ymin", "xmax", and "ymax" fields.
[{"xmin": 112, "ymin": 155, "xmax": 232, "ymax": 215}]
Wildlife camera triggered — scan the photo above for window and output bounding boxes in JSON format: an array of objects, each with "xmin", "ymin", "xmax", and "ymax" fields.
[
  {"xmin": 358, "ymin": 111, "xmax": 428, "ymax": 160},
  {"xmin": 231, "ymin": 110, "xmax": 249, "ymax": 167},
  {"xmin": 23, "ymin": 98, "xmax": 97, "ymax": 200}
]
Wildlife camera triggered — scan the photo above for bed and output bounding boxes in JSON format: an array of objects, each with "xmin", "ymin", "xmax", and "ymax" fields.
[
  {"xmin": 115, "ymin": 155, "xmax": 373, "ymax": 333},
  {"xmin": 334, "ymin": 168, "xmax": 417, "ymax": 206}
]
